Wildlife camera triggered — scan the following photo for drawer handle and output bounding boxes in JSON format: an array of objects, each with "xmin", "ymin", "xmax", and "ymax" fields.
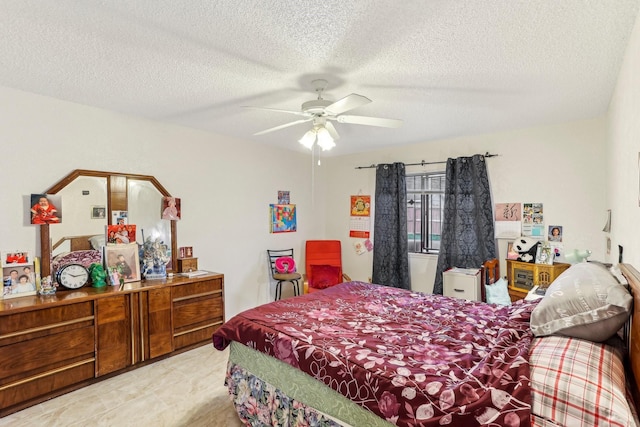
[{"xmin": 454, "ymin": 288, "xmax": 465, "ymax": 293}]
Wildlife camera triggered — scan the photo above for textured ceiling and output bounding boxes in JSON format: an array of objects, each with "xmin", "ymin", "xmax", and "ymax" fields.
[{"xmin": 1, "ymin": 1, "xmax": 638, "ymax": 156}]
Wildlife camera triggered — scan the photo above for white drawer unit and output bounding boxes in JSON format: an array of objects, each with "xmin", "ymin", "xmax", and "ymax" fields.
[{"xmin": 443, "ymin": 268, "xmax": 481, "ymax": 301}]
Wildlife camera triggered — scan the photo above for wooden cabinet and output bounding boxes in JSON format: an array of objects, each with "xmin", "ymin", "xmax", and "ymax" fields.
[
  {"xmin": 172, "ymin": 276, "xmax": 224, "ymax": 350},
  {"xmin": 177, "ymin": 257, "xmax": 198, "ymax": 273},
  {"xmin": 0, "ymin": 302, "xmax": 96, "ymax": 413},
  {"xmin": 96, "ymin": 294, "xmax": 132, "ymax": 376},
  {"xmin": 0, "ymin": 273, "xmax": 224, "ymax": 417},
  {"xmin": 506, "ymin": 260, "xmax": 570, "ymax": 301},
  {"xmin": 145, "ymin": 287, "xmax": 173, "ymax": 359}
]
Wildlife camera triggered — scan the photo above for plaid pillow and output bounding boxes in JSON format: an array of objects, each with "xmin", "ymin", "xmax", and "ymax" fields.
[{"xmin": 530, "ymin": 336, "xmax": 635, "ymax": 426}]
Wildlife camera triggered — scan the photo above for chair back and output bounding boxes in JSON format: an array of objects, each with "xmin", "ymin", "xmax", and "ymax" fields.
[
  {"xmin": 483, "ymin": 258, "xmax": 500, "ymax": 285},
  {"xmin": 481, "ymin": 258, "xmax": 500, "ymax": 302},
  {"xmin": 267, "ymin": 248, "xmax": 296, "ymax": 278},
  {"xmin": 305, "ymin": 240, "xmax": 343, "ymax": 285}
]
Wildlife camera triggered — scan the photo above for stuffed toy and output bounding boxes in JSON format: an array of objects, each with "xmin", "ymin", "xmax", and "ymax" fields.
[{"xmin": 512, "ymin": 237, "xmax": 540, "ymax": 263}]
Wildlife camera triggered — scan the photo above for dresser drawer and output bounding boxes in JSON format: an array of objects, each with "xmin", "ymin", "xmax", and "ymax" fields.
[
  {"xmin": 0, "ymin": 302, "xmax": 94, "ymax": 337},
  {"xmin": 172, "ymin": 277, "xmax": 223, "ymax": 300}
]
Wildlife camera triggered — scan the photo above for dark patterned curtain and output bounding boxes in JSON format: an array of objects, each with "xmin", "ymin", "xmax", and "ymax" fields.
[
  {"xmin": 433, "ymin": 155, "xmax": 496, "ymax": 295},
  {"xmin": 372, "ymin": 163, "xmax": 410, "ymax": 289}
]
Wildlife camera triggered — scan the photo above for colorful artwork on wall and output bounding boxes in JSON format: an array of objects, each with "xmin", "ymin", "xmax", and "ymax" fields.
[{"xmin": 270, "ymin": 204, "xmax": 296, "ymax": 233}]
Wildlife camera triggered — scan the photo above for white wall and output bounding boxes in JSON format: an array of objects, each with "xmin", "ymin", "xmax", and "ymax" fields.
[
  {"xmin": 323, "ymin": 117, "xmax": 608, "ymax": 286},
  {"xmin": 0, "ymin": 86, "xmax": 322, "ymax": 318},
  {"xmin": 3, "ymin": 38, "xmax": 637, "ymax": 313},
  {"xmin": 608, "ymin": 11, "xmax": 640, "ymax": 268}
]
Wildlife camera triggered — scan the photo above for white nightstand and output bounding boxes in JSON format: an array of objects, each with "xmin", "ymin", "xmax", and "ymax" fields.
[{"xmin": 443, "ymin": 268, "xmax": 482, "ymax": 301}]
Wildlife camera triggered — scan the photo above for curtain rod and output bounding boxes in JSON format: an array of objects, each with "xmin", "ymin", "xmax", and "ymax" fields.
[{"xmin": 354, "ymin": 152, "xmax": 499, "ymax": 169}]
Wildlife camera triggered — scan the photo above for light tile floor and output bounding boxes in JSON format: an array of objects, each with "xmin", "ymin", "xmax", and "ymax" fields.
[{"xmin": 0, "ymin": 345, "xmax": 243, "ymax": 427}]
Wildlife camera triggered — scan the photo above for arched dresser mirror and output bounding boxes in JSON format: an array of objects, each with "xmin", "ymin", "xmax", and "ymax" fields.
[{"xmin": 39, "ymin": 170, "xmax": 177, "ymax": 277}]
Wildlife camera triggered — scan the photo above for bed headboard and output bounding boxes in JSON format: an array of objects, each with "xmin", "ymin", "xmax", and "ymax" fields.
[
  {"xmin": 619, "ymin": 263, "xmax": 640, "ymax": 406},
  {"xmin": 52, "ymin": 234, "xmax": 95, "ymax": 252}
]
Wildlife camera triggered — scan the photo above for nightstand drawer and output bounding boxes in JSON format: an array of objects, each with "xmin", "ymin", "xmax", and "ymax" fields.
[
  {"xmin": 443, "ymin": 268, "xmax": 481, "ymax": 301},
  {"xmin": 444, "ymin": 282, "xmax": 478, "ymax": 300}
]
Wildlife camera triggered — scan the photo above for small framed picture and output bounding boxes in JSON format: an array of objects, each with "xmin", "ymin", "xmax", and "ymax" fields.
[
  {"xmin": 30, "ymin": 194, "xmax": 62, "ymax": 225},
  {"xmin": 548, "ymin": 225, "xmax": 563, "ymax": 242},
  {"xmin": 179, "ymin": 246, "xmax": 193, "ymax": 258},
  {"xmin": 106, "ymin": 224, "xmax": 137, "ymax": 245},
  {"xmin": 2, "ymin": 260, "xmax": 37, "ymax": 299},
  {"xmin": 104, "ymin": 243, "xmax": 140, "ymax": 284},
  {"xmin": 535, "ymin": 244, "xmax": 554, "ymax": 265},
  {"xmin": 506, "ymin": 242, "xmax": 519, "ymax": 260},
  {"xmin": 2, "ymin": 251, "xmax": 32, "ymax": 267},
  {"xmin": 277, "ymin": 190, "xmax": 290, "ymax": 204},
  {"xmin": 91, "ymin": 206, "xmax": 106, "ymax": 219},
  {"xmin": 112, "ymin": 210, "xmax": 128, "ymax": 225},
  {"xmin": 162, "ymin": 197, "xmax": 181, "ymax": 221}
]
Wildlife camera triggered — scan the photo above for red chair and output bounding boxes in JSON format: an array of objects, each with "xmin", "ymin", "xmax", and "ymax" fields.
[{"xmin": 304, "ymin": 240, "xmax": 351, "ymax": 293}]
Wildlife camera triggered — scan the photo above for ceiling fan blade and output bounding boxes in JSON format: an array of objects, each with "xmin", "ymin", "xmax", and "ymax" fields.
[
  {"xmin": 325, "ymin": 121, "xmax": 340, "ymax": 140},
  {"xmin": 243, "ymin": 106, "xmax": 308, "ymax": 117},
  {"xmin": 325, "ymin": 94, "xmax": 371, "ymax": 115},
  {"xmin": 253, "ymin": 118, "xmax": 312, "ymax": 136},
  {"xmin": 337, "ymin": 115, "xmax": 403, "ymax": 128}
]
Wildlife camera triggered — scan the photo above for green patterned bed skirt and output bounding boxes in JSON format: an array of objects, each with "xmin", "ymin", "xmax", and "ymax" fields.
[{"xmin": 228, "ymin": 341, "xmax": 392, "ymax": 427}]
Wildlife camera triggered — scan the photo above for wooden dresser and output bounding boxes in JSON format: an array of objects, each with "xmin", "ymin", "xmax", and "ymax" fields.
[
  {"xmin": 0, "ymin": 273, "xmax": 224, "ymax": 417},
  {"xmin": 506, "ymin": 259, "xmax": 570, "ymax": 301}
]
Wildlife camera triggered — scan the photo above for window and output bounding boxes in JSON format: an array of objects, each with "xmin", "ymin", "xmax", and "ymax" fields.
[{"xmin": 407, "ymin": 172, "xmax": 445, "ymax": 253}]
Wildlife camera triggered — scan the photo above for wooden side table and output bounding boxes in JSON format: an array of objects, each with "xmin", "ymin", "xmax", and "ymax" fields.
[
  {"xmin": 507, "ymin": 285, "xmax": 529, "ymax": 302},
  {"xmin": 506, "ymin": 259, "xmax": 571, "ymax": 302}
]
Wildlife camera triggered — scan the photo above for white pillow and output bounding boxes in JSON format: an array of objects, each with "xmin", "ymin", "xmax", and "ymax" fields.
[
  {"xmin": 485, "ymin": 277, "xmax": 511, "ymax": 306},
  {"xmin": 88, "ymin": 234, "xmax": 105, "ymax": 250}
]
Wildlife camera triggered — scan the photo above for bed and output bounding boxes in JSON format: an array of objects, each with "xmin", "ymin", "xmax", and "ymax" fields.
[{"xmin": 213, "ymin": 262, "xmax": 640, "ymax": 426}]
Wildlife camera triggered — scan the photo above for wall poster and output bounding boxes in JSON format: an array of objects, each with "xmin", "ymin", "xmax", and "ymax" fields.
[
  {"xmin": 349, "ymin": 195, "xmax": 371, "ymax": 238},
  {"xmin": 522, "ymin": 203, "xmax": 544, "ymax": 237},
  {"xmin": 494, "ymin": 202, "xmax": 521, "ymax": 238},
  {"xmin": 270, "ymin": 204, "xmax": 297, "ymax": 233}
]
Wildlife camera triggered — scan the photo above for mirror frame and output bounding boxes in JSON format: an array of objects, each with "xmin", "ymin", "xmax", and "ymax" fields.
[{"xmin": 40, "ymin": 169, "xmax": 177, "ymax": 278}]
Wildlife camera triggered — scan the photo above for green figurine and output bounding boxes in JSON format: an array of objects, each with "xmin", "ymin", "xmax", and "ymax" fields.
[{"xmin": 89, "ymin": 263, "xmax": 108, "ymax": 288}]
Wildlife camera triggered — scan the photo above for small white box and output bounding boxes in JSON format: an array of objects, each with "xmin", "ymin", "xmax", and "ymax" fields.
[{"xmin": 443, "ymin": 268, "xmax": 481, "ymax": 301}]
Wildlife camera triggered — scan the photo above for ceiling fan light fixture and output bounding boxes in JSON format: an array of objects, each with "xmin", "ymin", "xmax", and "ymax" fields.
[
  {"xmin": 316, "ymin": 127, "xmax": 335, "ymax": 151},
  {"xmin": 298, "ymin": 129, "xmax": 316, "ymax": 149}
]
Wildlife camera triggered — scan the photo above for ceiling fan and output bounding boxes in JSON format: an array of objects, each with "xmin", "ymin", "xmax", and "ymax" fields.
[{"xmin": 244, "ymin": 79, "xmax": 403, "ymax": 150}]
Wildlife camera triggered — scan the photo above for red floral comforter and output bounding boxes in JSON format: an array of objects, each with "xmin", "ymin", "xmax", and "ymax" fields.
[{"xmin": 213, "ymin": 281, "xmax": 538, "ymax": 427}]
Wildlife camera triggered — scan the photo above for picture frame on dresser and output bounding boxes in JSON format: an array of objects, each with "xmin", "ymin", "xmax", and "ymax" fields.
[
  {"xmin": 535, "ymin": 244, "xmax": 554, "ymax": 265},
  {"xmin": 2, "ymin": 260, "xmax": 37, "ymax": 299},
  {"xmin": 2, "ymin": 251, "xmax": 31, "ymax": 267},
  {"xmin": 104, "ymin": 243, "xmax": 140, "ymax": 284}
]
